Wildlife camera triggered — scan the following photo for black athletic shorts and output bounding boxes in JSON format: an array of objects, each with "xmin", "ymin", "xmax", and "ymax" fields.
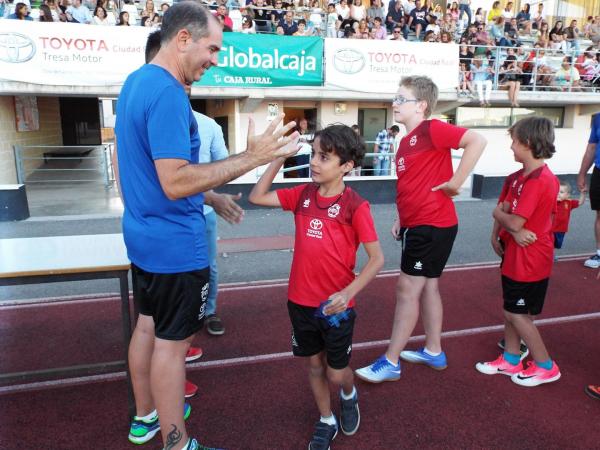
[
  {"xmin": 590, "ymin": 166, "xmax": 600, "ymax": 211},
  {"xmin": 287, "ymin": 301, "xmax": 356, "ymax": 370},
  {"xmin": 132, "ymin": 263, "xmax": 210, "ymax": 341},
  {"xmin": 399, "ymin": 225, "xmax": 458, "ymax": 278},
  {"xmin": 502, "ymin": 275, "xmax": 549, "ymax": 316}
]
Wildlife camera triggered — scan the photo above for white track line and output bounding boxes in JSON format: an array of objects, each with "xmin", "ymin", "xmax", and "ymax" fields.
[
  {"xmin": 2, "ymin": 310, "xmax": 599, "ymax": 396},
  {"xmin": 0, "ymin": 255, "xmax": 590, "ymax": 308}
]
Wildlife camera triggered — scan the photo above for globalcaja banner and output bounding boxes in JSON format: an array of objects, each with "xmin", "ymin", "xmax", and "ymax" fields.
[
  {"xmin": 0, "ymin": 21, "xmax": 151, "ymax": 86},
  {"xmin": 324, "ymin": 38, "xmax": 459, "ymax": 93},
  {"xmin": 195, "ymin": 33, "xmax": 323, "ymax": 88}
]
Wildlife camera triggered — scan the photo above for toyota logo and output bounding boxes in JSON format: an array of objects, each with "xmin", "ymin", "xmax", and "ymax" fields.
[
  {"xmin": 0, "ymin": 33, "xmax": 36, "ymax": 63},
  {"xmin": 333, "ymin": 48, "xmax": 365, "ymax": 75},
  {"xmin": 310, "ymin": 219, "xmax": 323, "ymax": 230}
]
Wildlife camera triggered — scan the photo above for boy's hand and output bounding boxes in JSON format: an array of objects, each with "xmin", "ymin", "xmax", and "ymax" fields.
[
  {"xmin": 391, "ymin": 218, "xmax": 401, "ymax": 240},
  {"xmin": 323, "ymin": 291, "xmax": 349, "ymax": 315},
  {"xmin": 431, "ymin": 180, "xmax": 460, "ymax": 197},
  {"xmin": 511, "ymin": 228, "xmax": 537, "ymax": 247},
  {"xmin": 491, "ymin": 237, "xmax": 504, "ymax": 257}
]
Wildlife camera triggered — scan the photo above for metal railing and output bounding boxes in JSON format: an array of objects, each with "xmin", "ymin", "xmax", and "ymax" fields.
[{"xmin": 13, "ymin": 144, "xmax": 114, "ymax": 188}]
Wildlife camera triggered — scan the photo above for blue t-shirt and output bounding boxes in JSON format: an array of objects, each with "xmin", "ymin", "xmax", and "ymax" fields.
[
  {"xmin": 589, "ymin": 113, "xmax": 600, "ymax": 168},
  {"xmin": 115, "ymin": 64, "xmax": 208, "ymax": 273}
]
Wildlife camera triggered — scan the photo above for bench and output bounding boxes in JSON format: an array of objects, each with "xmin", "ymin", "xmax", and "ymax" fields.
[{"xmin": 0, "ymin": 184, "xmax": 30, "ymax": 221}]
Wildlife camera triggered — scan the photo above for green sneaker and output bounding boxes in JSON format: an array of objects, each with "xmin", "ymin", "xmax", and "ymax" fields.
[{"xmin": 128, "ymin": 403, "xmax": 192, "ymax": 445}]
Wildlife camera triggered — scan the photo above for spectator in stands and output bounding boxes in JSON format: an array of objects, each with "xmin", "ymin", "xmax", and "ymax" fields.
[
  {"xmin": 386, "ymin": 0, "xmax": 405, "ymax": 33},
  {"xmin": 92, "ymin": 5, "xmax": 110, "ymax": 24},
  {"xmin": 423, "ymin": 30, "xmax": 437, "ymax": 41},
  {"xmin": 270, "ymin": 0, "xmax": 284, "ymax": 27},
  {"xmin": 336, "ymin": 0, "xmax": 350, "ymax": 22},
  {"xmin": 565, "ymin": 20, "xmax": 580, "ymax": 53},
  {"xmin": 473, "ymin": 7, "xmax": 484, "ymax": 25},
  {"xmin": 308, "ymin": 0, "xmax": 322, "ymax": 35},
  {"xmin": 8, "ymin": 1, "xmax": 31, "ymax": 19},
  {"xmin": 66, "ymin": 0, "xmax": 91, "ymax": 23},
  {"xmin": 425, "ymin": 15, "xmax": 440, "ymax": 37},
  {"xmin": 459, "ymin": 42, "xmax": 474, "ymax": 65},
  {"xmin": 440, "ymin": 30, "xmax": 452, "ymax": 42},
  {"xmin": 249, "ymin": 0, "xmax": 271, "ymax": 32},
  {"xmin": 441, "ymin": 13, "xmax": 456, "ymax": 36},
  {"xmin": 368, "ymin": 0, "xmax": 384, "ymax": 26},
  {"xmin": 215, "ymin": 3, "xmax": 233, "ymax": 28},
  {"xmin": 505, "ymin": 17, "xmax": 521, "ymax": 46},
  {"xmin": 500, "ymin": 47, "xmax": 522, "ymax": 106},
  {"xmin": 549, "ymin": 21, "xmax": 567, "ymax": 53},
  {"xmin": 474, "ymin": 22, "xmax": 491, "ymax": 46},
  {"xmin": 591, "ymin": 16, "xmax": 600, "ymax": 47},
  {"xmin": 487, "ymin": 0, "xmax": 502, "ymax": 24},
  {"xmin": 554, "ymin": 56, "xmax": 581, "ymax": 90},
  {"xmin": 462, "ymin": 23, "xmax": 477, "ymax": 43},
  {"xmin": 532, "ymin": 2, "xmax": 544, "ymax": 30},
  {"xmin": 141, "ymin": 0, "xmax": 160, "ymax": 25},
  {"xmin": 408, "ymin": 0, "xmax": 428, "ymax": 40},
  {"xmin": 44, "ymin": 0, "xmax": 64, "ymax": 21},
  {"xmin": 502, "ymin": 1, "xmax": 513, "ymax": 19},
  {"xmin": 583, "ymin": 16, "xmax": 594, "ymax": 39},
  {"xmin": 390, "ymin": 25, "xmax": 405, "ymax": 40},
  {"xmin": 275, "ymin": 23, "xmax": 284, "ymax": 34},
  {"xmin": 371, "ymin": 16, "xmax": 386, "ymax": 39},
  {"xmin": 535, "ymin": 20, "xmax": 550, "ymax": 47},
  {"xmin": 528, "ymin": 46, "xmax": 553, "ymax": 86},
  {"xmin": 490, "ymin": 16, "xmax": 511, "ymax": 47},
  {"xmin": 471, "ymin": 55, "xmax": 493, "ymax": 106},
  {"xmin": 121, "ymin": 0, "xmax": 139, "ymax": 25},
  {"xmin": 458, "ymin": 61, "xmax": 474, "ymax": 96},
  {"xmin": 326, "ymin": 2, "xmax": 337, "ymax": 37},
  {"xmin": 117, "ymin": 10, "xmax": 130, "ymax": 25},
  {"xmin": 458, "ymin": 0, "xmax": 471, "ymax": 27},
  {"xmin": 580, "ymin": 50, "xmax": 600, "ymax": 84},
  {"xmin": 448, "ymin": 2, "xmax": 459, "ymax": 21},
  {"xmin": 38, "ymin": 4, "xmax": 53, "ymax": 20},
  {"xmin": 294, "ymin": 18, "xmax": 312, "ymax": 35},
  {"xmin": 356, "ymin": 18, "xmax": 369, "ymax": 35},
  {"xmin": 350, "ymin": 0, "xmax": 366, "ymax": 23},
  {"xmin": 373, "ymin": 126, "xmax": 399, "ymax": 176},
  {"xmin": 431, "ymin": 3, "xmax": 443, "ymax": 20},
  {"xmin": 240, "ymin": 14, "xmax": 255, "ymax": 32},
  {"xmin": 516, "ymin": 3, "xmax": 531, "ymax": 34},
  {"xmin": 279, "ymin": 9, "xmax": 298, "ymax": 34},
  {"xmin": 95, "ymin": 0, "xmax": 116, "ymax": 24}
]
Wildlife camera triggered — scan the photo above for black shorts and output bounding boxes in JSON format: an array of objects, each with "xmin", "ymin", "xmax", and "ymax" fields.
[
  {"xmin": 399, "ymin": 225, "xmax": 458, "ymax": 278},
  {"xmin": 287, "ymin": 301, "xmax": 356, "ymax": 370},
  {"xmin": 590, "ymin": 166, "xmax": 600, "ymax": 211},
  {"xmin": 132, "ymin": 263, "xmax": 210, "ymax": 341},
  {"xmin": 502, "ymin": 275, "xmax": 549, "ymax": 315}
]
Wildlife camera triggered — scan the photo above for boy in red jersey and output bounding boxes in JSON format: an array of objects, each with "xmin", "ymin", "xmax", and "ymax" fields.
[
  {"xmin": 249, "ymin": 125, "xmax": 384, "ymax": 450},
  {"xmin": 356, "ymin": 76, "xmax": 485, "ymax": 383},
  {"xmin": 476, "ymin": 116, "xmax": 562, "ymax": 387},
  {"xmin": 553, "ymin": 180, "xmax": 586, "ymax": 252}
]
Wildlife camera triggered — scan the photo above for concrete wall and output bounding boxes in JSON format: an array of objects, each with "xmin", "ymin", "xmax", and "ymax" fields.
[{"xmin": 0, "ymin": 96, "xmax": 62, "ymax": 184}]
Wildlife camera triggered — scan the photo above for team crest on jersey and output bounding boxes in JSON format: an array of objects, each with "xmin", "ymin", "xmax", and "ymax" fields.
[
  {"xmin": 328, "ymin": 204, "xmax": 341, "ymax": 218},
  {"xmin": 303, "ymin": 198, "xmax": 310, "ymax": 208},
  {"xmin": 397, "ymin": 156, "xmax": 406, "ymax": 172},
  {"xmin": 307, "ymin": 218, "xmax": 323, "ymax": 239},
  {"xmin": 409, "ymin": 135, "xmax": 417, "ymax": 146}
]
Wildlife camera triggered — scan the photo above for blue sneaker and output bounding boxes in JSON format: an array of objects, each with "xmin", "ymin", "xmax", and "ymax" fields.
[
  {"xmin": 400, "ymin": 348, "xmax": 447, "ymax": 370},
  {"xmin": 355, "ymin": 355, "xmax": 401, "ymax": 383},
  {"xmin": 308, "ymin": 419, "xmax": 338, "ymax": 450},
  {"xmin": 128, "ymin": 402, "xmax": 192, "ymax": 445}
]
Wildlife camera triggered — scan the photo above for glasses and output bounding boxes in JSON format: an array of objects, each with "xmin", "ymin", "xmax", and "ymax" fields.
[
  {"xmin": 392, "ymin": 95, "xmax": 419, "ymax": 105},
  {"xmin": 393, "ymin": 30, "xmax": 401, "ymax": 33}
]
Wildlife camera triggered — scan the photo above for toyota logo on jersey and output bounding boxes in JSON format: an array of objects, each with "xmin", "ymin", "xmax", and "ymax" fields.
[
  {"xmin": 310, "ymin": 219, "xmax": 323, "ymax": 230},
  {"xmin": 307, "ymin": 218, "xmax": 323, "ymax": 239}
]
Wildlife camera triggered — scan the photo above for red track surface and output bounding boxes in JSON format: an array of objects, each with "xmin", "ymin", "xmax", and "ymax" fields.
[{"xmin": 1, "ymin": 259, "xmax": 599, "ymax": 449}]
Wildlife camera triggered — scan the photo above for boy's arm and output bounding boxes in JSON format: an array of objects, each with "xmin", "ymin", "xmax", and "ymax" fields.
[
  {"xmin": 432, "ymin": 129, "xmax": 486, "ymax": 197},
  {"xmin": 492, "ymin": 203, "xmax": 527, "ymax": 233},
  {"xmin": 324, "ymin": 240, "xmax": 385, "ymax": 315},
  {"xmin": 248, "ymin": 157, "xmax": 285, "ymax": 207},
  {"xmin": 490, "ymin": 217, "xmax": 504, "ymax": 256}
]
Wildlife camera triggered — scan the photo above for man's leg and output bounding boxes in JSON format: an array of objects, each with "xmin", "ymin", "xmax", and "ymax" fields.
[
  {"xmin": 385, "ymin": 273, "xmax": 427, "ymax": 362},
  {"xmin": 595, "ymin": 210, "xmax": 600, "ymax": 249},
  {"xmin": 151, "ymin": 336, "xmax": 194, "ymax": 450},
  {"xmin": 204, "ymin": 211, "xmax": 219, "ymax": 317},
  {"xmin": 420, "ymin": 277, "xmax": 443, "ymax": 354},
  {"xmin": 129, "ymin": 314, "xmax": 156, "ymax": 416}
]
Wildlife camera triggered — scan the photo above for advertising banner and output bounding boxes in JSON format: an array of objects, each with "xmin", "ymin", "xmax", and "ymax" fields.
[
  {"xmin": 0, "ymin": 21, "xmax": 150, "ymax": 86},
  {"xmin": 324, "ymin": 39, "xmax": 459, "ymax": 93},
  {"xmin": 195, "ymin": 33, "xmax": 323, "ymax": 88}
]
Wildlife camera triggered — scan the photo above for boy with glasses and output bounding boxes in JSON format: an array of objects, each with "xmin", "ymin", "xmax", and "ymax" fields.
[{"xmin": 356, "ymin": 76, "xmax": 486, "ymax": 383}]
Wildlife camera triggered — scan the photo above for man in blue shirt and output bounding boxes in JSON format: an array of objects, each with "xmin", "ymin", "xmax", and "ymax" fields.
[
  {"xmin": 114, "ymin": 4, "xmax": 299, "ymax": 449},
  {"xmin": 578, "ymin": 113, "xmax": 600, "ymax": 269}
]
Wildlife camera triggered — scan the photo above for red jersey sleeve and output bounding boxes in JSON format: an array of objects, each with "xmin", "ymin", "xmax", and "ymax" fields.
[
  {"xmin": 429, "ymin": 119, "xmax": 468, "ymax": 151},
  {"xmin": 499, "ymin": 177, "xmax": 511, "ymax": 203},
  {"xmin": 351, "ymin": 202, "xmax": 379, "ymax": 243},
  {"xmin": 512, "ymin": 178, "xmax": 543, "ymax": 220},
  {"xmin": 570, "ymin": 199, "xmax": 580, "ymax": 209},
  {"xmin": 276, "ymin": 184, "xmax": 306, "ymax": 211}
]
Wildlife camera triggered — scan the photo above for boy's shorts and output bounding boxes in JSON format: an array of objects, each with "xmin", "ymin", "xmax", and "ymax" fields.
[
  {"xmin": 287, "ymin": 301, "xmax": 356, "ymax": 370},
  {"xmin": 502, "ymin": 275, "xmax": 549, "ymax": 316},
  {"xmin": 132, "ymin": 263, "xmax": 210, "ymax": 341},
  {"xmin": 590, "ymin": 166, "xmax": 600, "ymax": 211},
  {"xmin": 399, "ymin": 225, "xmax": 458, "ymax": 278},
  {"xmin": 553, "ymin": 232, "xmax": 565, "ymax": 249}
]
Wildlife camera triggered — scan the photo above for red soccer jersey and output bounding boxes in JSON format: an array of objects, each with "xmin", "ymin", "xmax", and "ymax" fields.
[
  {"xmin": 552, "ymin": 199, "xmax": 580, "ymax": 232},
  {"xmin": 395, "ymin": 119, "xmax": 467, "ymax": 228},
  {"xmin": 276, "ymin": 183, "xmax": 378, "ymax": 308},
  {"xmin": 498, "ymin": 165, "xmax": 559, "ymax": 282}
]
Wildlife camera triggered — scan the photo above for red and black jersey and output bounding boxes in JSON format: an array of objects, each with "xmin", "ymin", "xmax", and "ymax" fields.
[
  {"xmin": 552, "ymin": 199, "xmax": 580, "ymax": 232},
  {"xmin": 395, "ymin": 119, "xmax": 467, "ymax": 228},
  {"xmin": 276, "ymin": 183, "xmax": 378, "ymax": 308},
  {"xmin": 498, "ymin": 165, "xmax": 559, "ymax": 282}
]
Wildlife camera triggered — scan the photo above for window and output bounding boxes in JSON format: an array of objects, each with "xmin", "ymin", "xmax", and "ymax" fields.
[{"xmin": 455, "ymin": 107, "xmax": 564, "ymax": 128}]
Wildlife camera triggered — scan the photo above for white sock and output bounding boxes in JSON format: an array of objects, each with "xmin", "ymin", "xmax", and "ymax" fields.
[
  {"xmin": 341, "ymin": 386, "xmax": 356, "ymax": 400},
  {"xmin": 136, "ymin": 409, "xmax": 157, "ymax": 421},
  {"xmin": 320, "ymin": 414, "xmax": 337, "ymax": 426},
  {"xmin": 596, "ymin": 249, "xmax": 600, "ymax": 256},
  {"xmin": 386, "ymin": 356, "xmax": 398, "ymax": 367},
  {"xmin": 423, "ymin": 347, "xmax": 441, "ymax": 357}
]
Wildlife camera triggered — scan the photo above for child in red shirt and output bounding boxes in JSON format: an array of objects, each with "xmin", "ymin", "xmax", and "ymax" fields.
[
  {"xmin": 249, "ymin": 124, "xmax": 384, "ymax": 450},
  {"xmin": 477, "ymin": 116, "xmax": 561, "ymax": 387},
  {"xmin": 553, "ymin": 180, "xmax": 586, "ymax": 250}
]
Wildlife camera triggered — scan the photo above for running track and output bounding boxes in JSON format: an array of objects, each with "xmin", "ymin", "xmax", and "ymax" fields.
[{"xmin": 1, "ymin": 258, "xmax": 599, "ymax": 449}]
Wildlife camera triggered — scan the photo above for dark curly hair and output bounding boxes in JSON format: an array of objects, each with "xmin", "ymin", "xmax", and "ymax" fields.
[
  {"xmin": 312, "ymin": 124, "xmax": 366, "ymax": 172},
  {"xmin": 508, "ymin": 116, "xmax": 555, "ymax": 159}
]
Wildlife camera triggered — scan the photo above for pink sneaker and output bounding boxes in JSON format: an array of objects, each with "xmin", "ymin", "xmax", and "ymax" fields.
[
  {"xmin": 511, "ymin": 361, "xmax": 561, "ymax": 387},
  {"xmin": 475, "ymin": 354, "xmax": 523, "ymax": 376},
  {"xmin": 185, "ymin": 347, "xmax": 203, "ymax": 363}
]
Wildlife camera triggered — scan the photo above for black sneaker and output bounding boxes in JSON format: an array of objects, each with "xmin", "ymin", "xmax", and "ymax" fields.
[
  {"xmin": 308, "ymin": 420, "xmax": 338, "ymax": 450},
  {"xmin": 497, "ymin": 338, "xmax": 529, "ymax": 359},
  {"xmin": 340, "ymin": 390, "xmax": 360, "ymax": 436},
  {"xmin": 206, "ymin": 315, "xmax": 225, "ymax": 336}
]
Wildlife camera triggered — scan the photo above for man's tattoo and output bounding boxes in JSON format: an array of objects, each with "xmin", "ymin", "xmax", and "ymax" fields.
[{"xmin": 165, "ymin": 424, "xmax": 183, "ymax": 450}]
